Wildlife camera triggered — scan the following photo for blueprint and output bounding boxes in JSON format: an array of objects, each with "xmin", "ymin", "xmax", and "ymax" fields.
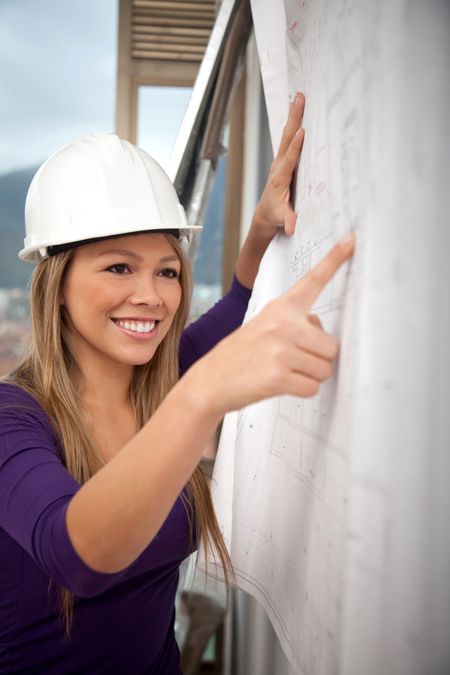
[{"xmin": 210, "ymin": 1, "xmax": 450, "ymax": 674}]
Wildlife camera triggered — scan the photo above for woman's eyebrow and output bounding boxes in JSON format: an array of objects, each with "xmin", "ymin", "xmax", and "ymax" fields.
[
  {"xmin": 159, "ymin": 255, "xmax": 180, "ymax": 264},
  {"xmin": 98, "ymin": 248, "xmax": 143, "ymax": 260},
  {"xmin": 98, "ymin": 249, "xmax": 179, "ymax": 264}
]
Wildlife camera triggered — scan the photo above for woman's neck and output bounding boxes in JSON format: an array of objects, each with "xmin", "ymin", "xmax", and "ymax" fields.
[
  {"xmin": 77, "ymin": 361, "xmax": 133, "ymax": 414},
  {"xmin": 76, "ymin": 362, "xmax": 138, "ymax": 463}
]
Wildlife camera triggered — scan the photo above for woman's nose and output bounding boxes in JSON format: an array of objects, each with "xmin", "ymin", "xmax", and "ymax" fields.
[{"xmin": 129, "ymin": 275, "xmax": 163, "ymax": 307}]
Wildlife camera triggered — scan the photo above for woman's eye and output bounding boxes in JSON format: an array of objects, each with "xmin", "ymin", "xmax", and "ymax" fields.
[
  {"xmin": 159, "ymin": 268, "xmax": 180, "ymax": 279},
  {"xmin": 106, "ymin": 263, "xmax": 131, "ymax": 274}
]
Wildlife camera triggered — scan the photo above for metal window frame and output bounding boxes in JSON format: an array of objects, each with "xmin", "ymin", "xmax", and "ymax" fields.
[{"xmin": 167, "ymin": 0, "xmax": 252, "ymax": 267}]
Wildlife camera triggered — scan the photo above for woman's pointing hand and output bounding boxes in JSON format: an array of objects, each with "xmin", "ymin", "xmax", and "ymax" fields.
[{"xmin": 188, "ymin": 234, "xmax": 355, "ymax": 418}]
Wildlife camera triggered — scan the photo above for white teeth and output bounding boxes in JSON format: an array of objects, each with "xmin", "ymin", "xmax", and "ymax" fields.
[{"xmin": 115, "ymin": 319, "xmax": 156, "ymax": 333}]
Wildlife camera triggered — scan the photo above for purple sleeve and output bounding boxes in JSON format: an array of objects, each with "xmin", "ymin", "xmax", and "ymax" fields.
[
  {"xmin": 0, "ymin": 384, "xmax": 131, "ymax": 597},
  {"xmin": 179, "ymin": 275, "xmax": 252, "ymax": 374}
]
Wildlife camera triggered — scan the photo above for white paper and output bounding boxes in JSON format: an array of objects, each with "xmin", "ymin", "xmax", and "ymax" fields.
[{"xmin": 210, "ymin": 1, "xmax": 450, "ymax": 673}]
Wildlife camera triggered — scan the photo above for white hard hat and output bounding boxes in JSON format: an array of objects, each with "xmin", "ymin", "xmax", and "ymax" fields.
[{"xmin": 19, "ymin": 132, "xmax": 201, "ymax": 262}]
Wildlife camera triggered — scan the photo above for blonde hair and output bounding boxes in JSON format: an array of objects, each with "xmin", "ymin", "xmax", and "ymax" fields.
[{"xmin": 8, "ymin": 234, "xmax": 232, "ymax": 636}]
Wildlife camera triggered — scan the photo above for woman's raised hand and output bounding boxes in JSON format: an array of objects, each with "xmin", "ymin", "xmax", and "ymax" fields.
[
  {"xmin": 190, "ymin": 234, "xmax": 355, "ymax": 418},
  {"xmin": 233, "ymin": 92, "xmax": 306, "ymax": 290},
  {"xmin": 252, "ymin": 92, "xmax": 306, "ymax": 239}
]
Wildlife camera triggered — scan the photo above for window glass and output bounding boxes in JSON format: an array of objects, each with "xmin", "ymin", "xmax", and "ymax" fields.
[{"xmin": 137, "ymin": 86, "xmax": 192, "ymax": 170}]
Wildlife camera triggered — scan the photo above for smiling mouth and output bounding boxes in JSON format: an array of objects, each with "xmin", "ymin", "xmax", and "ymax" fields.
[{"xmin": 113, "ymin": 319, "xmax": 158, "ymax": 334}]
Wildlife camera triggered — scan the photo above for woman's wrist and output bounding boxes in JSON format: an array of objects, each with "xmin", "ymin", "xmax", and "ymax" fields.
[
  {"xmin": 175, "ymin": 357, "xmax": 226, "ymax": 429},
  {"xmin": 251, "ymin": 202, "xmax": 279, "ymax": 241},
  {"xmin": 234, "ymin": 219, "xmax": 275, "ymax": 288}
]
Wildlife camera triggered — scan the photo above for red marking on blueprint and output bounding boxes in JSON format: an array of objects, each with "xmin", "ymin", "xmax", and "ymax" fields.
[{"xmin": 316, "ymin": 182, "xmax": 326, "ymax": 195}]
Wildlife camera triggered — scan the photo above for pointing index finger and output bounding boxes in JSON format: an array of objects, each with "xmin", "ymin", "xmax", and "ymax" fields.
[{"xmin": 292, "ymin": 234, "xmax": 355, "ymax": 311}]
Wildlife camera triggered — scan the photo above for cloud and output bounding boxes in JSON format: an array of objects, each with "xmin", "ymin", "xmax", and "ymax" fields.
[
  {"xmin": 0, "ymin": 0, "xmax": 193, "ymax": 176},
  {"xmin": 0, "ymin": 0, "xmax": 118, "ymax": 173}
]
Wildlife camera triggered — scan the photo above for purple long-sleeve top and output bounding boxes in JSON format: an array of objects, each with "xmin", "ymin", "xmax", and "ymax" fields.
[{"xmin": 0, "ymin": 276, "xmax": 251, "ymax": 674}]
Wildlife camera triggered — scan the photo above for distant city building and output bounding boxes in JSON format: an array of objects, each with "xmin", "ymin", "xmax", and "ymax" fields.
[
  {"xmin": 0, "ymin": 287, "xmax": 29, "ymax": 320},
  {"xmin": 0, "ymin": 288, "xmax": 30, "ymax": 376}
]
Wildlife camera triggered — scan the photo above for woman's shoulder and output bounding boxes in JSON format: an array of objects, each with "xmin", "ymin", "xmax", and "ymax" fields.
[
  {"xmin": 0, "ymin": 380, "xmax": 41, "ymax": 407},
  {"xmin": 0, "ymin": 380, "xmax": 53, "ymax": 431}
]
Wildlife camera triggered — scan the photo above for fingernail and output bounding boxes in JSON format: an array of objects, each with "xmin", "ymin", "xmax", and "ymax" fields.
[
  {"xmin": 339, "ymin": 233, "xmax": 356, "ymax": 247},
  {"xmin": 295, "ymin": 93, "xmax": 302, "ymax": 106}
]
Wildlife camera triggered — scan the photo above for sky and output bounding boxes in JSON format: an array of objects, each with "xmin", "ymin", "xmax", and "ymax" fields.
[{"xmin": 0, "ymin": 0, "xmax": 191, "ymax": 176}]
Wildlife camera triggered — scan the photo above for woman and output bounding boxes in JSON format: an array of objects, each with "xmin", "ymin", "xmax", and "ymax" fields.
[{"xmin": 0, "ymin": 95, "xmax": 354, "ymax": 673}]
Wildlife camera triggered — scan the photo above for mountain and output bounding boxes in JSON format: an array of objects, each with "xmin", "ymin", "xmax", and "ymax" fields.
[
  {"xmin": 0, "ymin": 159, "xmax": 225, "ymax": 289},
  {"xmin": 0, "ymin": 166, "xmax": 39, "ymax": 288}
]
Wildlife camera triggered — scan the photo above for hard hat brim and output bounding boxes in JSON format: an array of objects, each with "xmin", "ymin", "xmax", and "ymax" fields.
[
  {"xmin": 47, "ymin": 229, "xmax": 180, "ymax": 256},
  {"xmin": 18, "ymin": 225, "xmax": 203, "ymax": 263}
]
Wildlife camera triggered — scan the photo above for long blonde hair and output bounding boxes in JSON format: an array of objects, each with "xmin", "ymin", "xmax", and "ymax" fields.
[{"xmin": 8, "ymin": 234, "xmax": 232, "ymax": 636}]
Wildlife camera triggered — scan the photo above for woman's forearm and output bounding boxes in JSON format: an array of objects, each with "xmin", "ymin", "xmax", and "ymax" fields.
[
  {"xmin": 234, "ymin": 211, "xmax": 275, "ymax": 289},
  {"xmin": 66, "ymin": 371, "xmax": 221, "ymax": 574}
]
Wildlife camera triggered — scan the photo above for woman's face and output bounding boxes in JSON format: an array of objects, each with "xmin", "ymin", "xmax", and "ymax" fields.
[{"xmin": 61, "ymin": 233, "xmax": 182, "ymax": 373}]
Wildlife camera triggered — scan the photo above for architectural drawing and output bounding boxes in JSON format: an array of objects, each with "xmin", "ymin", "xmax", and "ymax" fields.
[{"xmin": 210, "ymin": 1, "xmax": 450, "ymax": 673}]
